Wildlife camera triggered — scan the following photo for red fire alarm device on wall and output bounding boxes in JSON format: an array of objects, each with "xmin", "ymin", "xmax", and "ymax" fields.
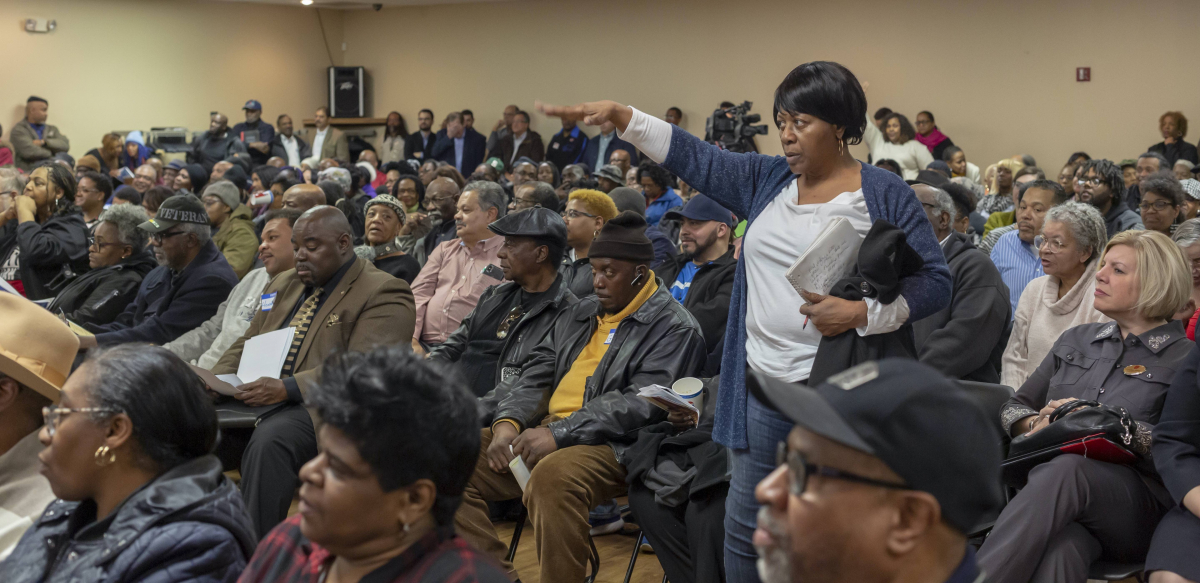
[{"xmin": 1076, "ymin": 67, "xmax": 1091, "ymax": 82}]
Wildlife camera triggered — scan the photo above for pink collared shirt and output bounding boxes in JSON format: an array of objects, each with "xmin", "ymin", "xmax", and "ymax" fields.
[{"xmin": 411, "ymin": 235, "xmax": 505, "ymax": 345}]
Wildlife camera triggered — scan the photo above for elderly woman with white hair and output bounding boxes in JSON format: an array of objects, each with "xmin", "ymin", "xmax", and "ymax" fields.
[
  {"xmin": 981, "ymin": 229, "xmax": 1195, "ymax": 583},
  {"xmin": 1001, "ymin": 202, "xmax": 1110, "ymax": 389},
  {"xmin": 46, "ymin": 204, "xmax": 158, "ymax": 326}
]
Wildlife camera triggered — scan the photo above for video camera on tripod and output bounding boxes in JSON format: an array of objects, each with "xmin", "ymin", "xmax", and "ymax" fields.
[{"xmin": 705, "ymin": 101, "xmax": 769, "ymax": 153}]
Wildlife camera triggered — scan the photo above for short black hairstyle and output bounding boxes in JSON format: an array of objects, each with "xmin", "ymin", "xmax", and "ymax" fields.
[
  {"xmin": 636, "ymin": 162, "xmax": 672, "ymax": 191},
  {"xmin": 667, "ymin": 106, "xmax": 683, "ymax": 117},
  {"xmin": 315, "ymin": 106, "xmax": 331, "ymax": 117},
  {"xmin": 419, "ymin": 108, "xmax": 434, "ymax": 118},
  {"xmin": 460, "ymin": 109, "xmax": 474, "ymax": 117},
  {"xmin": 276, "ymin": 113, "xmax": 291, "ymax": 125},
  {"xmin": 381, "ymin": 161, "xmax": 417, "ymax": 178},
  {"xmin": 80, "ymin": 171, "xmax": 114, "ymax": 202},
  {"xmin": 272, "ymin": 171, "xmax": 303, "ymax": 192},
  {"xmin": 142, "ymin": 186, "xmax": 172, "ymax": 213},
  {"xmin": 308, "ymin": 346, "xmax": 480, "ymax": 526},
  {"xmin": 112, "ymin": 186, "xmax": 142, "ymax": 206},
  {"xmin": 1066, "ymin": 151, "xmax": 1091, "ymax": 166},
  {"xmin": 1019, "ymin": 179, "xmax": 1068, "ymax": 205},
  {"xmin": 517, "ymin": 181, "xmax": 560, "ymax": 212},
  {"xmin": 773, "ymin": 61, "xmax": 868, "ymax": 146},
  {"xmin": 941, "ymin": 145, "xmax": 964, "ymax": 162},
  {"xmin": 875, "ymin": 159, "xmax": 902, "ymax": 176},
  {"xmin": 1140, "ymin": 173, "xmax": 1185, "ymax": 208},
  {"xmin": 719, "ymin": 101, "xmax": 736, "ymax": 109},
  {"xmin": 873, "ymin": 107, "xmax": 893, "ymax": 121},
  {"xmin": 1082, "ymin": 159, "xmax": 1126, "ymax": 206},
  {"xmin": 880, "ymin": 113, "xmax": 917, "ymax": 143},
  {"xmin": 391, "ymin": 172, "xmax": 426, "ymax": 205},
  {"xmin": 917, "ymin": 110, "xmax": 935, "ymax": 123},
  {"xmin": 1014, "ymin": 166, "xmax": 1045, "ymax": 181},
  {"xmin": 317, "ymin": 180, "xmax": 345, "ymax": 206},
  {"xmin": 514, "ymin": 110, "xmax": 531, "ymax": 124},
  {"xmin": 263, "ymin": 207, "xmax": 304, "ymax": 228},
  {"xmin": 1138, "ymin": 151, "xmax": 1172, "ymax": 173},
  {"xmin": 82, "ymin": 345, "xmax": 217, "ymax": 471},
  {"xmin": 942, "ymin": 182, "xmax": 976, "ymax": 217}
]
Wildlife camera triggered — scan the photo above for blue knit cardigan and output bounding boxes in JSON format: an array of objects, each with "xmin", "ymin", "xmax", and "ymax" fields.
[{"xmin": 660, "ymin": 126, "xmax": 953, "ymax": 450}]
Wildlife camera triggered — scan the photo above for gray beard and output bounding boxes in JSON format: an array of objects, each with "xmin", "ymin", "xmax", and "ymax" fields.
[{"xmin": 755, "ymin": 506, "xmax": 792, "ymax": 583}]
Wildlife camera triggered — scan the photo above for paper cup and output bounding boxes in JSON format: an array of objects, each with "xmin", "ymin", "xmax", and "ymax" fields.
[{"xmin": 671, "ymin": 377, "xmax": 704, "ymax": 413}]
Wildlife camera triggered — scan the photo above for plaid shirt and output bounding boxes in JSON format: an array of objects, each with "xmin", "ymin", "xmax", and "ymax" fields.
[{"xmin": 238, "ymin": 516, "xmax": 508, "ymax": 583}]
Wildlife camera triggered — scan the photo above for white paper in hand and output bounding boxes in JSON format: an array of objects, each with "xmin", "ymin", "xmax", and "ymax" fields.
[
  {"xmin": 237, "ymin": 327, "xmax": 296, "ymax": 383},
  {"xmin": 638, "ymin": 385, "xmax": 699, "ymax": 415},
  {"xmin": 784, "ymin": 216, "xmax": 862, "ymax": 298},
  {"xmin": 509, "ymin": 445, "xmax": 531, "ymax": 491}
]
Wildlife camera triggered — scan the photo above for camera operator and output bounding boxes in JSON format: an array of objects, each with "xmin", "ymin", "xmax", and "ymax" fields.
[
  {"xmin": 704, "ymin": 101, "xmax": 767, "ymax": 154},
  {"xmin": 539, "ymin": 60, "xmax": 952, "ymax": 583}
]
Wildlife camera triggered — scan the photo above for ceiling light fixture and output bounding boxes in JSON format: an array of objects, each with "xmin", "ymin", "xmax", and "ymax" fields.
[{"xmin": 301, "ymin": 0, "xmax": 313, "ymax": 5}]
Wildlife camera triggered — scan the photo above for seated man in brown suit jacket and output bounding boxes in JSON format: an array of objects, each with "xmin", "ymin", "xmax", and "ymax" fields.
[{"xmin": 211, "ymin": 206, "xmax": 416, "ymax": 537}]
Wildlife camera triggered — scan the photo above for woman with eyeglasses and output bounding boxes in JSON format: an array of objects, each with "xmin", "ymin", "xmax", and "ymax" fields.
[
  {"xmin": 980, "ymin": 229, "xmax": 1194, "ymax": 583},
  {"xmin": 0, "ymin": 162, "xmax": 89, "ymax": 300},
  {"xmin": 46, "ymin": 205, "xmax": 157, "ymax": 327},
  {"xmin": 1140, "ymin": 175, "xmax": 1185, "ymax": 237},
  {"xmin": 560, "ymin": 189, "xmax": 619, "ymax": 298},
  {"xmin": 1001, "ymin": 202, "xmax": 1110, "ymax": 389},
  {"xmin": 0, "ymin": 345, "xmax": 256, "ymax": 583}
]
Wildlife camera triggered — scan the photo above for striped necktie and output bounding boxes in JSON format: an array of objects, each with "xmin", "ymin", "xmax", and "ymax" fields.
[{"xmin": 281, "ymin": 287, "xmax": 322, "ymax": 377}]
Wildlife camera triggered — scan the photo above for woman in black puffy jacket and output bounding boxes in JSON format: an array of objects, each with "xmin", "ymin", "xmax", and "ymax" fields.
[{"xmin": 0, "ymin": 162, "xmax": 89, "ymax": 300}]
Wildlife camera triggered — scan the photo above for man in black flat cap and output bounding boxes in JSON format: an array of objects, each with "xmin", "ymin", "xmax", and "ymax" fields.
[
  {"xmin": 751, "ymin": 359, "xmax": 1003, "ymax": 583},
  {"xmin": 428, "ymin": 206, "xmax": 578, "ymax": 398},
  {"xmin": 453, "ymin": 211, "xmax": 707, "ymax": 583},
  {"xmin": 11, "ymin": 96, "xmax": 70, "ymax": 172},
  {"xmin": 80, "ymin": 195, "xmax": 238, "ymax": 348}
]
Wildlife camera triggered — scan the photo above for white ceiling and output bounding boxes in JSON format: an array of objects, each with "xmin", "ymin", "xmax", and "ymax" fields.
[{"xmin": 211, "ymin": 0, "xmax": 511, "ymax": 8}]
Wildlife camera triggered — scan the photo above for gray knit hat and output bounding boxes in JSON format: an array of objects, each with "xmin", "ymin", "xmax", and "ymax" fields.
[{"xmin": 202, "ymin": 180, "xmax": 240, "ymax": 211}]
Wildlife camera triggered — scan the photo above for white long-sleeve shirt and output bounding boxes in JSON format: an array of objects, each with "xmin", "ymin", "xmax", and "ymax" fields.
[
  {"xmin": 862, "ymin": 115, "xmax": 934, "ymax": 180},
  {"xmin": 620, "ymin": 107, "xmax": 909, "ymax": 382}
]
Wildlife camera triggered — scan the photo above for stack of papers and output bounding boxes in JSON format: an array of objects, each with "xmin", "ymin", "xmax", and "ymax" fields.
[
  {"xmin": 191, "ymin": 327, "xmax": 296, "ymax": 396},
  {"xmin": 637, "ymin": 385, "xmax": 699, "ymax": 415}
]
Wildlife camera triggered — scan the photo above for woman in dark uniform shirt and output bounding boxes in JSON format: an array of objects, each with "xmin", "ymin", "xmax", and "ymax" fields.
[
  {"xmin": 978, "ymin": 229, "xmax": 1196, "ymax": 583},
  {"xmin": 361, "ymin": 194, "xmax": 420, "ymax": 283},
  {"xmin": 1147, "ymin": 343, "xmax": 1200, "ymax": 582}
]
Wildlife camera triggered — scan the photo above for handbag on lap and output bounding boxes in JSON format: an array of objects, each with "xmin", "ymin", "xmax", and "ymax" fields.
[{"xmin": 1001, "ymin": 399, "xmax": 1139, "ymax": 488}]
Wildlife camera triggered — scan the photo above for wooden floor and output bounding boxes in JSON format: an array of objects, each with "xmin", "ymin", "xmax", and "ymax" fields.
[{"xmin": 493, "ymin": 518, "xmax": 667, "ymax": 583}]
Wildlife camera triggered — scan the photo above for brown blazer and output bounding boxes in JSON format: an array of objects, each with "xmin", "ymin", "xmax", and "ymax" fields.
[
  {"xmin": 212, "ymin": 257, "xmax": 415, "ymax": 418},
  {"xmin": 304, "ymin": 126, "xmax": 350, "ymax": 162}
]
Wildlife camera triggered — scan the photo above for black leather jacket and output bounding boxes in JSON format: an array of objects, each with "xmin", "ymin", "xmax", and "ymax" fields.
[
  {"xmin": 428, "ymin": 276, "xmax": 576, "ymax": 413},
  {"xmin": 491, "ymin": 278, "xmax": 707, "ymax": 463}
]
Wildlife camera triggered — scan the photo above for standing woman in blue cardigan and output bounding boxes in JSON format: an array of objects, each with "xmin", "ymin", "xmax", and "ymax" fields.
[{"xmin": 542, "ymin": 60, "xmax": 952, "ymax": 583}]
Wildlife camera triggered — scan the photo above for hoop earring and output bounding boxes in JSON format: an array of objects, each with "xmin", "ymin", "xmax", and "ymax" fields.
[
  {"xmin": 838, "ymin": 138, "xmax": 844, "ymax": 156},
  {"xmin": 94, "ymin": 445, "xmax": 116, "ymax": 467},
  {"xmin": 593, "ymin": 230, "xmax": 599, "ymax": 239}
]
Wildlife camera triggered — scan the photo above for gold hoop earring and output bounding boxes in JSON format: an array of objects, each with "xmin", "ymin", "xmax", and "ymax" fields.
[
  {"xmin": 94, "ymin": 445, "xmax": 116, "ymax": 467},
  {"xmin": 593, "ymin": 230, "xmax": 599, "ymax": 239}
]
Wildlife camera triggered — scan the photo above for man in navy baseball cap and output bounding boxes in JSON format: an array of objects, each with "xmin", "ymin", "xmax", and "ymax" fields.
[
  {"xmin": 657, "ymin": 194, "xmax": 738, "ymax": 365},
  {"xmin": 750, "ymin": 359, "xmax": 1002, "ymax": 583},
  {"xmin": 234, "ymin": 99, "xmax": 274, "ymax": 164}
]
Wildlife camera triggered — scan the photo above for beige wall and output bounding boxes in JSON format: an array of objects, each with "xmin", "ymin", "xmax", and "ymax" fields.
[
  {"xmin": 5, "ymin": 0, "xmax": 1197, "ymax": 174},
  {"xmin": 0, "ymin": 0, "xmax": 343, "ymax": 156},
  {"xmin": 345, "ymin": 0, "xmax": 1200, "ymax": 173}
]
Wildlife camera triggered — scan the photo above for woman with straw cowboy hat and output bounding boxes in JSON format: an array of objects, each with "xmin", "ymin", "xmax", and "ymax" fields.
[{"xmin": 0, "ymin": 292, "xmax": 78, "ymax": 558}]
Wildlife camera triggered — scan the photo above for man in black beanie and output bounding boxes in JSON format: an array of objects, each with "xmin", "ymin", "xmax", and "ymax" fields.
[{"xmin": 454, "ymin": 210, "xmax": 707, "ymax": 583}]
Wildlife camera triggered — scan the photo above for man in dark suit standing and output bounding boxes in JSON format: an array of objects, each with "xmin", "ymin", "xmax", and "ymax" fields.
[
  {"xmin": 404, "ymin": 109, "xmax": 436, "ymax": 162},
  {"xmin": 545, "ymin": 117, "xmax": 589, "ymax": 171},
  {"xmin": 209, "ymin": 206, "xmax": 416, "ymax": 536},
  {"xmin": 488, "ymin": 110, "xmax": 544, "ymax": 167},
  {"xmin": 432, "ymin": 112, "xmax": 487, "ymax": 175},
  {"xmin": 581, "ymin": 120, "xmax": 639, "ymax": 175}
]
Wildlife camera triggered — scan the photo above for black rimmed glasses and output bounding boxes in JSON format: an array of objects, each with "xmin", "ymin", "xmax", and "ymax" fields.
[
  {"xmin": 150, "ymin": 229, "xmax": 186, "ymax": 245},
  {"xmin": 775, "ymin": 441, "xmax": 908, "ymax": 496}
]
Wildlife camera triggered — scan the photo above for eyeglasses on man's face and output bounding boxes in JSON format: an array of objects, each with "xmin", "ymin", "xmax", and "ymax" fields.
[
  {"xmin": 775, "ymin": 441, "xmax": 908, "ymax": 496},
  {"xmin": 150, "ymin": 229, "xmax": 186, "ymax": 245}
]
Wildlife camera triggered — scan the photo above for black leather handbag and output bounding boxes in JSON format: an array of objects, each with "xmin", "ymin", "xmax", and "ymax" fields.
[{"xmin": 1001, "ymin": 400, "xmax": 1139, "ymax": 488}]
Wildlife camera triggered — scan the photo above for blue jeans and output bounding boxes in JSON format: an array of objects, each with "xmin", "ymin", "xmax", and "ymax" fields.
[{"xmin": 724, "ymin": 392, "xmax": 794, "ymax": 583}]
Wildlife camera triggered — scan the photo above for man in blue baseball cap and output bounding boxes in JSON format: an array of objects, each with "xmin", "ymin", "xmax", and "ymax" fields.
[
  {"xmin": 232, "ymin": 99, "xmax": 275, "ymax": 165},
  {"xmin": 657, "ymin": 193, "xmax": 738, "ymax": 372},
  {"xmin": 750, "ymin": 359, "xmax": 1003, "ymax": 583}
]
